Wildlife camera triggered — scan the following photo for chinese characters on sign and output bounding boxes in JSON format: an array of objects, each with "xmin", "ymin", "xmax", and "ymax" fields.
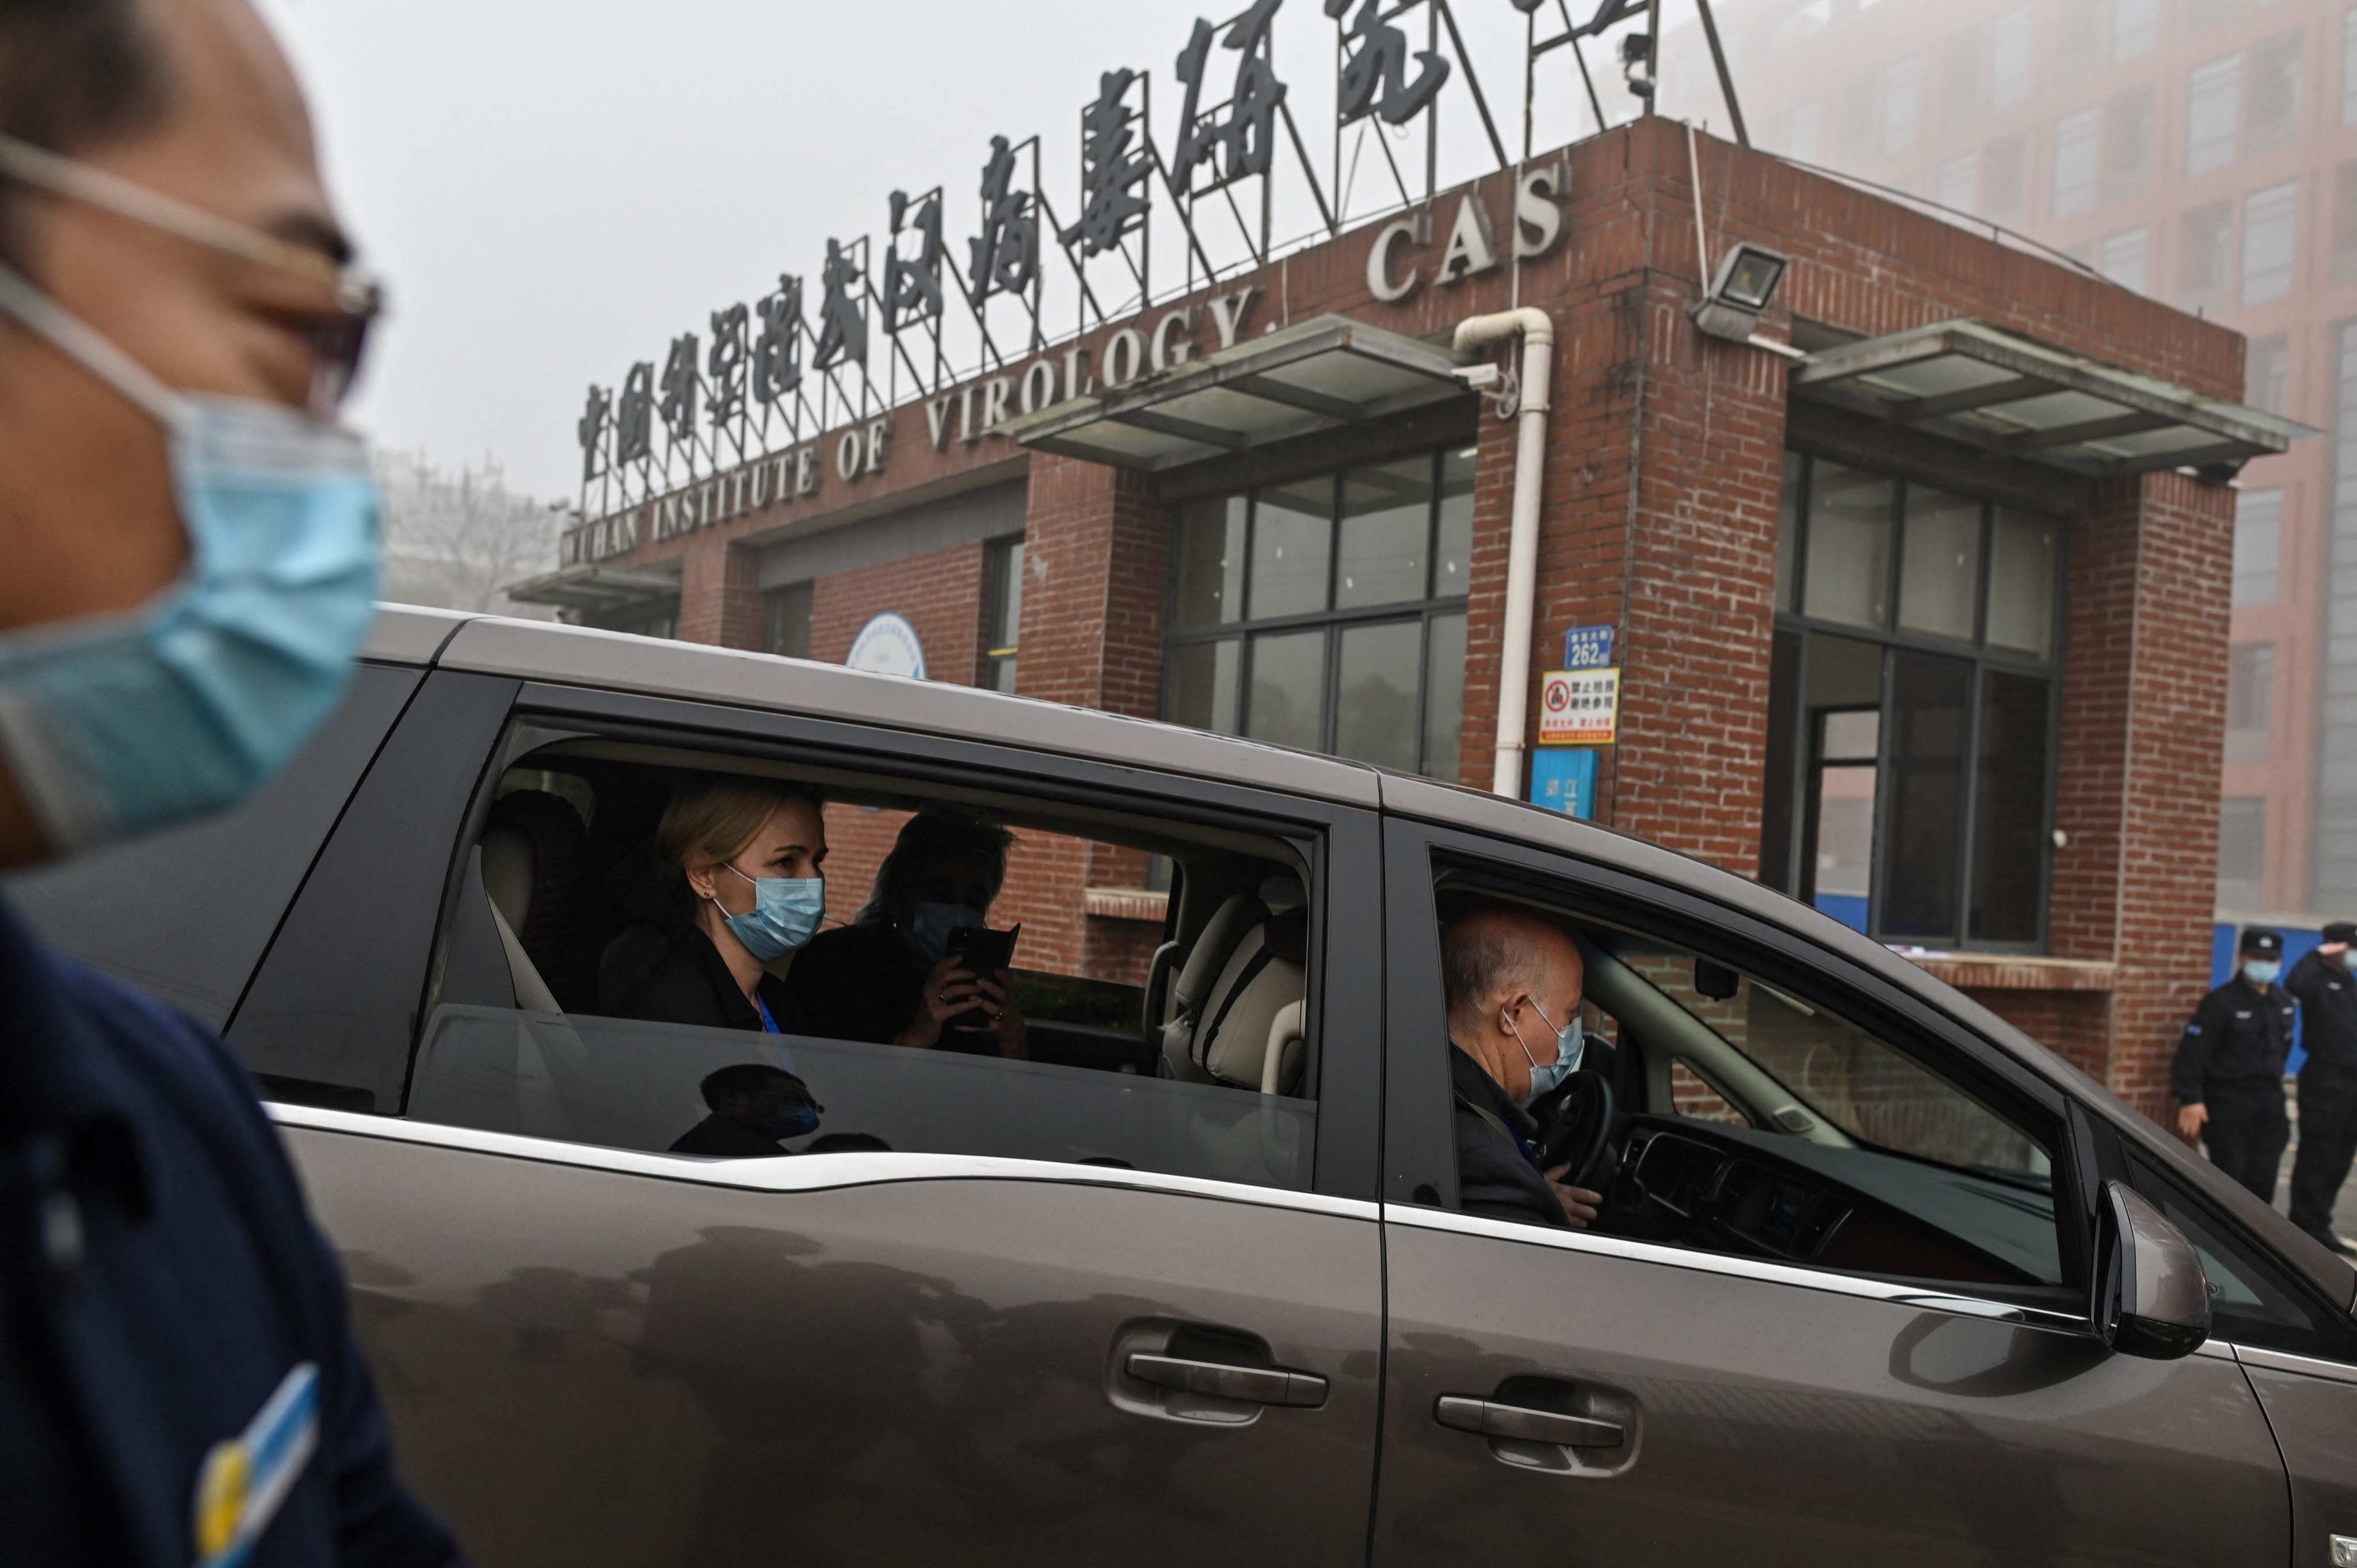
[
  {"xmin": 1539, "ymin": 667, "xmax": 1620, "ymax": 746},
  {"xmin": 1328, "ymin": 0, "xmax": 1450, "ymax": 125},
  {"xmin": 1172, "ymin": 0, "xmax": 1288, "ymax": 190},
  {"xmin": 1562, "ymin": 623, "xmax": 1616, "ymax": 670},
  {"xmin": 1528, "ymin": 747, "xmax": 1599, "ymax": 820},
  {"xmin": 1063, "ymin": 71, "xmax": 1154, "ymax": 257}
]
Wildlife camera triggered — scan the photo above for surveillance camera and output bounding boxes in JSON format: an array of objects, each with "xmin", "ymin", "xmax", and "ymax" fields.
[{"xmin": 1454, "ymin": 363, "xmax": 1502, "ymax": 391}]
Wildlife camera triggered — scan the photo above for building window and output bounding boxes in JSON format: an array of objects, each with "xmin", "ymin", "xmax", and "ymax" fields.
[
  {"xmin": 2242, "ymin": 182, "xmax": 2298, "ymax": 306},
  {"xmin": 763, "ymin": 581, "xmax": 812, "ymax": 660},
  {"xmin": 1786, "ymin": 99, "xmax": 1824, "ymax": 163},
  {"xmin": 1983, "ymin": 135, "xmax": 2026, "ymax": 219},
  {"xmin": 1164, "ymin": 445, "xmax": 1473, "ymax": 782},
  {"xmin": 2051, "ymin": 109, "xmax": 2100, "ymax": 219},
  {"xmin": 2248, "ymin": 332, "xmax": 2291, "ymax": 415},
  {"xmin": 2188, "ymin": 56, "xmax": 2242, "ymax": 177},
  {"xmin": 1937, "ymin": 153, "xmax": 1980, "ymax": 215},
  {"xmin": 2058, "ymin": 0, "xmax": 2106, "ymax": 65},
  {"xmin": 2248, "ymin": 32, "xmax": 2305, "ymax": 157},
  {"xmin": 2233, "ymin": 489, "xmax": 2282, "ymax": 605},
  {"xmin": 982, "ymin": 537, "xmax": 1023, "ymax": 693},
  {"xmin": 2226, "ymin": 643, "xmax": 2276, "ymax": 762},
  {"xmin": 2335, "ymin": 161, "xmax": 2357, "ymax": 285},
  {"xmin": 2112, "ymin": 0, "xmax": 2160, "ymax": 61},
  {"xmin": 1942, "ymin": 26, "xmax": 1989, "ymax": 129},
  {"xmin": 2190, "ymin": 0, "xmax": 2243, "ymax": 29},
  {"xmin": 2345, "ymin": 9, "xmax": 2357, "ymax": 128},
  {"xmin": 2099, "ymin": 227, "xmax": 2149, "ymax": 292},
  {"xmin": 2327, "ymin": 323, "xmax": 2357, "ymax": 910},
  {"xmin": 2218, "ymin": 798, "xmax": 2266, "ymax": 912},
  {"xmin": 1841, "ymin": 75, "xmax": 1877, "ymax": 157},
  {"xmin": 2103, "ymin": 85, "xmax": 2154, "ymax": 204},
  {"xmin": 1992, "ymin": 6, "xmax": 2035, "ymax": 110},
  {"xmin": 1763, "ymin": 454, "xmax": 2065, "ymax": 950},
  {"xmin": 1882, "ymin": 56, "xmax": 1922, "ymax": 154},
  {"xmin": 2179, "ymin": 199, "xmax": 2234, "ymax": 309}
]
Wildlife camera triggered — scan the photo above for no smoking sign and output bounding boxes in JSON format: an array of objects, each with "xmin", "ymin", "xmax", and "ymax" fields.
[{"xmin": 1539, "ymin": 667, "xmax": 1619, "ymax": 746}]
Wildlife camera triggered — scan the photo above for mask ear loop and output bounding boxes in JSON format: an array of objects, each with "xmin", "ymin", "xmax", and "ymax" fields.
[{"xmin": 0, "ymin": 262, "xmax": 181, "ymax": 426}]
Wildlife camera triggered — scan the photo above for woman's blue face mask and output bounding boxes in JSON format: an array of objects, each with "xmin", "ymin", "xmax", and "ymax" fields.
[{"xmin": 714, "ymin": 864, "xmax": 826, "ymax": 963}]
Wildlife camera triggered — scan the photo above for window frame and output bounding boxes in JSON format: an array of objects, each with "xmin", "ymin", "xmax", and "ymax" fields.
[
  {"xmin": 388, "ymin": 678, "xmax": 1388, "ymax": 1203},
  {"xmin": 1378, "ymin": 816, "xmax": 2095, "ymax": 1317},
  {"xmin": 1161, "ymin": 445, "xmax": 1473, "ymax": 779},
  {"xmin": 1768, "ymin": 451, "xmax": 2071, "ymax": 955},
  {"xmin": 982, "ymin": 535, "xmax": 1023, "ymax": 692}
]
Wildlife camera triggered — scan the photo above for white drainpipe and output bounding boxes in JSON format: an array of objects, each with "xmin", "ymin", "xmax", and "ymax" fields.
[{"xmin": 1452, "ymin": 308, "xmax": 1556, "ymax": 799}]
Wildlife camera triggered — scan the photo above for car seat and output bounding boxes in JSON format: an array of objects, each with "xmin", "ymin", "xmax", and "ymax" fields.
[
  {"xmin": 1158, "ymin": 875, "xmax": 1309, "ymax": 1094},
  {"xmin": 479, "ymin": 790, "xmax": 593, "ymax": 1013}
]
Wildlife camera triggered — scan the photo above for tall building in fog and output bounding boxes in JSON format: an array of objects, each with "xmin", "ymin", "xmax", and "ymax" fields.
[{"xmin": 1708, "ymin": 0, "xmax": 2351, "ymax": 925}]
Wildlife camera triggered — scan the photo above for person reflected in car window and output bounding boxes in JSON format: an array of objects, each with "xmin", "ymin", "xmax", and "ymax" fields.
[
  {"xmin": 1441, "ymin": 902, "xmax": 1603, "ymax": 1230},
  {"xmin": 670, "ymin": 1063, "xmax": 823, "ymax": 1157},
  {"xmin": 784, "ymin": 805, "xmax": 1028, "ymax": 1058},
  {"xmin": 600, "ymin": 780, "xmax": 827, "ymax": 1035}
]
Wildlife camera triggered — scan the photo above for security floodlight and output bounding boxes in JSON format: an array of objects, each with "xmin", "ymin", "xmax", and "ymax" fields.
[
  {"xmin": 1708, "ymin": 243, "xmax": 1788, "ymax": 312},
  {"xmin": 1689, "ymin": 241, "xmax": 1792, "ymax": 344},
  {"xmin": 1619, "ymin": 31, "xmax": 1656, "ymax": 100}
]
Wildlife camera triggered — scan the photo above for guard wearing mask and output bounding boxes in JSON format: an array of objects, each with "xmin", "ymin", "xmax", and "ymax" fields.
[
  {"xmin": 0, "ymin": 0, "xmax": 459, "ymax": 1562},
  {"xmin": 2173, "ymin": 928, "xmax": 2301, "ymax": 1204},
  {"xmin": 2287, "ymin": 922, "xmax": 2357, "ymax": 1254}
]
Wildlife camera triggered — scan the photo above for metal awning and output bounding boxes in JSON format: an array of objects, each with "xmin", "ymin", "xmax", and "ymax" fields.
[
  {"xmin": 503, "ymin": 560, "xmax": 682, "ymax": 612},
  {"xmin": 998, "ymin": 314, "xmax": 1473, "ymax": 472},
  {"xmin": 1792, "ymin": 319, "xmax": 2314, "ymax": 479}
]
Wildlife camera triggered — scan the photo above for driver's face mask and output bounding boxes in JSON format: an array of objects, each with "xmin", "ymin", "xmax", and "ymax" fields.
[{"xmin": 1507, "ymin": 997, "xmax": 1585, "ymax": 1107}]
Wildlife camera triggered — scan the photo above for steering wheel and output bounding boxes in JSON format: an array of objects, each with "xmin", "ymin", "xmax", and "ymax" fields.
[{"xmin": 1530, "ymin": 1069, "xmax": 1617, "ymax": 1191}]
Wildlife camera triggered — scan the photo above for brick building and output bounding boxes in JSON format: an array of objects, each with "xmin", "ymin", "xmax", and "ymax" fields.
[{"xmin": 512, "ymin": 117, "xmax": 2301, "ymax": 1123}]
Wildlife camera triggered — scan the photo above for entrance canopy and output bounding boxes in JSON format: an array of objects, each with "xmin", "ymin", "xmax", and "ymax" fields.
[
  {"xmin": 999, "ymin": 314, "xmax": 1473, "ymax": 472},
  {"xmin": 1791, "ymin": 319, "xmax": 2312, "ymax": 480},
  {"xmin": 505, "ymin": 560, "xmax": 682, "ymax": 613}
]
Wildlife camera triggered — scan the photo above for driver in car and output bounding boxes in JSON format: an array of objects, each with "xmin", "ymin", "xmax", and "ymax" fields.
[{"xmin": 1442, "ymin": 902, "xmax": 1604, "ymax": 1229}]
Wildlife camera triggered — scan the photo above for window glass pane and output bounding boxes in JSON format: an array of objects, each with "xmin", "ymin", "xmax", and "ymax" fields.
[
  {"xmin": 1898, "ymin": 487, "xmax": 1983, "ymax": 641},
  {"xmin": 2226, "ymin": 642, "xmax": 2275, "ymax": 761},
  {"xmin": 990, "ymin": 540, "xmax": 1024, "ymax": 648},
  {"xmin": 1165, "ymin": 639, "xmax": 1241, "ymax": 735},
  {"xmin": 1245, "ymin": 630, "xmax": 1326, "ymax": 751},
  {"xmin": 2187, "ymin": 55, "xmax": 2241, "ymax": 176},
  {"xmin": 1336, "ymin": 457, "xmax": 1432, "ymax": 610},
  {"xmin": 1986, "ymin": 510, "xmax": 2060, "ymax": 658},
  {"xmin": 414, "ymin": 758, "xmax": 1322, "ymax": 1191},
  {"xmin": 2051, "ymin": 108, "xmax": 2099, "ymax": 219},
  {"xmin": 1333, "ymin": 620, "xmax": 1423, "ymax": 772},
  {"xmin": 1801, "ymin": 463, "xmax": 1895, "ymax": 630},
  {"xmin": 2131, "ymin": 1168, "xmax": 2356, "ymax": 1359},
  {"xmin": 1, "ymin": 666, "xmax": 416, "ymax": 1031},
  {"xmin": 1970, "ymin": 671, "xmax": 2050, "ymax": 944},
  {"xmin": 2177, "ymin": 200, "xmax": 2234, "ymax": 308},
  {"xmin": 1760, "ymin": 630, "xmax": 1803, "ymax": 892},
  {"xmin": 1992, "ymin": 7, "xmax": 2033, "ymax": 110},
  {"xmin": 1800, "ymin": 634, "xmax": 1883, "ymax": 928},
  {"xmin": 1880, "ymin": 653, "xmax": 1973, "ymax": 941},
  {"xmin": 1172, "ymin": 495, "xmax": 1246, "ymax": 628},
  {"xmin": 1775, "ymin": 452, "xmax": 1803, "ymax": 612},
  {"xmin": 2234, "ymin": 489, "xmax": 2282, "ymax": 605},
  {"xmin": 1422, "ymin": 612, "xmax": 1467, "ymax": 783},
  {"xmin": 1249, "ymin": 478, "xmax": 1333, "ymax": 619},
  {"xmin": 2242, "ymin": 182, "xmax": 2298, "ymax": 306},
  {"xmin": 2218, "ymin": 797, "xmax": 2266, "ymax": 909},
  {"xmin": 1434, "ymin": 446, "xmax": 1475, "ymax": 599}
]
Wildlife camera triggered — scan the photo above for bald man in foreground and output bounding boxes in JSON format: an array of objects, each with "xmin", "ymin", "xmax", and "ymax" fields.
[{"xmin": 1443, "ymin": 903, "xmax": 1604, "ymax": 1229}]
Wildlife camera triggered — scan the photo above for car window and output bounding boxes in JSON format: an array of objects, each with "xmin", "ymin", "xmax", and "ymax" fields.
[
  {"xmin": 2127, "ymin": 1157, "xmax": 2357, "ymax": 1364},
  {"xmin": 402, "ymin": 734, "xmax": 1321, "ymax": 1192},
  {"xmin": 1430, "ymin": 873, "xmax": 2068, "ymax": 1294},
  {"xmin": 1, "ymin": 664, "xmax": 417, "ymax": 1026}
]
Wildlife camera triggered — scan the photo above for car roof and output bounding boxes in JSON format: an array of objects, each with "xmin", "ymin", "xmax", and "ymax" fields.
[{"xmin": 362, "ymin": 606, "xmax": 2357, "ymax": 1312}]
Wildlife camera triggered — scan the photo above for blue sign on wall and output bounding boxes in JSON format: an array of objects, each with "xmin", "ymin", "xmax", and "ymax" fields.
[
  {"xmin": 1530, "ymin": 748, "xmax": 1599, "ymax": 820},
  {"xmin": 1563, "ymin": 624, "xmax": 1616, "ymax": 670}
]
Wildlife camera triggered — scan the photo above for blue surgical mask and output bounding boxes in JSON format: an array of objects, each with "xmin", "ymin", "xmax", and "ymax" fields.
[
  {"xmin": 714, "ymin": 864, "xmax": 826, "ymax": 964},
  {"xmin": 909, "ymin": 902, "xmax": 988, "ymax": 965},
  {"xmin": 756, "ymin": 1095, "xmax": 822, "ymax": 1142},
  {"xmin": 2244, "ymin": 959, "xmax": 2282, "ymax": 986},
  {"xmin": 1511, "ymin": 999, "xmax": 1586, "ymax": 1107},
  {"xmin": 2342, "ymin": 950, "xmax": 2356, "ymax": 973},
  {"xmin": 0, "ymin": 265, "xmax": 380, "ymax": 854}
]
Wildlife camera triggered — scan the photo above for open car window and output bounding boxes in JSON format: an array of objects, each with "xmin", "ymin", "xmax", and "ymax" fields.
[
  {"xmin": 405, "ymin": 731, "xmax": 1324, "ymax": 1195},
  {"xmin": 1433, "ymin": 871, "xmax": 2071, "ymax": 1298}
]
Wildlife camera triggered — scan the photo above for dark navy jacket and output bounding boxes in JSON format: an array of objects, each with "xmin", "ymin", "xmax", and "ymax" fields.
[
  {"xmin": 2286, "ymin": 949, "xmax": 2357, "ymax": 1076},
  {"xmin": 0, "ymin": 898, "xmax": 462, "ymax": 1568},
  {"xmin": 2171, "ymin": 977, "xmax": 2300, "ymax": 1103},
  {"xmin": 1450, "ymin": 1044, "xmax": 1569, "ymax": 1229}
]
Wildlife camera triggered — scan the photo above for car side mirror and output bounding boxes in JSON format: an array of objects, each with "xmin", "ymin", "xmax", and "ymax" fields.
[{"xmin": 2095, "ymin": 1180, "xmax": 2211, "ymax": 1360}]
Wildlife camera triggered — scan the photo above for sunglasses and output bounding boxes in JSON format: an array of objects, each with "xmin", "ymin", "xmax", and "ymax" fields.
[{"xmin": 0, "ymin": 134, "xmax": 383, "ymax": 417}]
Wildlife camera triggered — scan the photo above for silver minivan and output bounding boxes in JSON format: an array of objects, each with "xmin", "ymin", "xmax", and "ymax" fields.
[{"xmin": 10, "ymin": 605, "xmax": 2355, "ymax": 1567}]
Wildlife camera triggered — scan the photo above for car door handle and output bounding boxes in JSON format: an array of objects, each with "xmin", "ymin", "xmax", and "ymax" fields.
[
  {"xmin": 1435, "ymin": 1394, "xmax": 1624, "ymax": 1448},
  {"xmin": 1124, "ymin": 1353, "xmax": 1329, "ymax": 1409}
]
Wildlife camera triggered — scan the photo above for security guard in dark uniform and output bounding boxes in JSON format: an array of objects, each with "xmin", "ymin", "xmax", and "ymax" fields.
[
  {"xmin": 2173, "ymin": 928, "xmax": 2301, "ymax": 1204},
  {"xmin": 0, "ymin": 0, "xmax": 460, "ymax": 1562},
  {"xmin": 2287, "ymin": 921, "xmax": 2357, "ymax": 1254}
]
